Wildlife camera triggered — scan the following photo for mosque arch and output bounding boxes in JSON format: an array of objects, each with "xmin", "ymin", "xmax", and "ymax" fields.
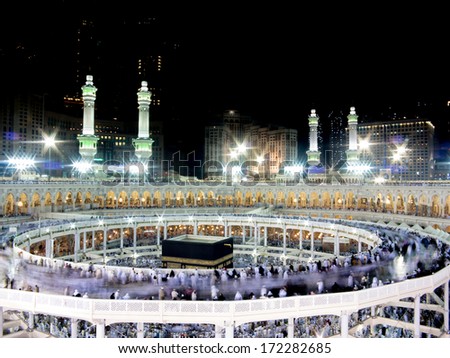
[
  {"xmin": 65, "ymin": 192, "xmax": 73, "ymax": 206},
  {"xmin": 165, "ymin": 191, "xmax": 174, "ymax": 207},
  {"xmin": 445, "ymin": 195, "xmax": 450, "ymax": 217},
  {"xmin": 17, "ymin": 192, "xmax": 28, "ymax": 215},
  {"xmin": 153, "ymin": 191, "xmax": 162, "ymax": 207},
  {"xmin": 431, "ymin": 195, "xmax": 441, "ymax": 217},
  {"xmin": 346, "ymin": 192, "xmax": 355, "ymax": 210},
  {"xmin": 93, "ymin": 195, "xmax": 104, "ymax": 208},
  {"xmin": 44, "ymin": 192, "xmax": 52, "ymax": 207},
  {"xmin": 55, "ymin": 192, "xmax": 63, "ymax": 206},
  {"xmin": 286, "ymin": 191, "xmax": 296, "ymax": 208},
  {"xmin": 418, "ymin": 194, "xmax": 428, "ymax": 216},
  {"xmin": 255, "ymin": 191, "xmax": 264, "ymax": 204},
  {"xmin": 224, "ymin": 194, "xmax": 234, "ymax": 207},
  {"xmin": 31, "ymin": 192, "xmax": 41, "ymax": 207},
  {"xmin": 129, "ymin": 191, "xmax": 140, "ymax": 207},
  {"xmin": 385, "ymin": 193, "xmax": 394, "ymax": 213},
  {"xmin": 176, "ymin": 191, "xmax": 185, "ymax": 207},
  {"xmin": 357, "ymin": 195, "xmax": 368, "ymax": 210},
  {"xmin": 244, "ymin": 191, "xmax": 253, "ymax": 207},
  {"xmin": 75, "ymin": 191, "xmax": 83, "ymax": 207},
  {"xmin": 276, "ymin": 191, "xmax": 285, "ymax": 206},
  {"xmin": 216, "ymin": 194, "xmax": 223, "ymax": 207},
  {"xmin": 106, "ymin": 190, "xmax": 116, "ymax": 208},
  {"xmin": 375, "ymin": 193, "xmax": 383, "ymax": 212},
  {"xmin": 185, "ymin": 191, "xmax": 195, "ymax": 207},
  {"xmin": 207, "ymin": 191, "xmax": 215, "ymax": 206},
  {"xmin": 395, "ymin": 193, "xmax": 405, "ymax": 213},
  {"xmin": 84, "ymin": 192, "xmax": 92, "ymax": 204},
  {"xmin": 266, "ymin": 192, "xmax": 275, "ymax": 205},
  {"xmin": 298, "ymin": 192, "xmax": 307, "ymax": 208},
  {"xmin": 407, "ymin": 194, "xmax": 417, "ymax": 215},
  {"xmin": 197, "ymin": 191, "xmax": 205, "ymax": 206},
  {"xmin": 322, "ymin": 192, "xmax": 331, "ymax": 209},
  {"xmin": 4, "ymin": 193, "xmax": 15, "ymax": 216},
  {"xmin": 334, "ymin": 192, "xmax": 343, "ymax": 210},
  {"xmin": 310, "ymin": 192, "xmax": 319, "ymax": 208},
  {"xmin": 235, "ymin": 191, "xmax": 243, "ymax": 206},
  {"xmin": 142, "ymin": 191, "xmax": 151, "ymax": 207},
  {"xmin": 118, "ymin": 191, "xmax": 128, "ymax": 208}
]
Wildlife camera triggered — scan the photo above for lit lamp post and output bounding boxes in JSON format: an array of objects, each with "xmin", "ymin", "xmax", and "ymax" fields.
[
  {"xmin": 226, "ymin": 142, "xmax": 247, "ymax": 183},
  {"xmin": 7, "ymin": 156, "xmax": 36, "ymax": 181},
  {"xmin": 358, "ymin": 138, "xmax": 370, "ymax": 162},
  {"xmin": 393, "ymin": 146, "xmax": 407, "ymax": 183},
  {"xmin": 42, "ymin": 133, "xmax": 57, "ymax": 181}
]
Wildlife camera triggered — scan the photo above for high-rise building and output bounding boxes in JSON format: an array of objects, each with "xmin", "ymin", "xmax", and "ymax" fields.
[
  {"xmin": 357, "ymin": 118, "xmax": 435, "ymax": 181},
  {"xmin": 0, "ymin": 94, "xmax": 44, "ymax": 162},
  {"xmin": 204, "ymin": 110, "xmax": 298, "ymax": 179},
  {"xmin": 328, "ymin": 109, "xmax": 346, "ymax": 167}
]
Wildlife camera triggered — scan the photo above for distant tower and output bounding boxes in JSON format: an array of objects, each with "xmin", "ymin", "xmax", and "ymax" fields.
[
  {"xmin": 77, "ymin": 75, "xmax": 99, "ymax": 162},
  {"xmin": 306, "ymin": 109, "xmax": 320, "ymax": 166},
  {"xmin": 133, "ymin": 81, "xmax": 153, "ymax": 166},
  {"xmin": 345, "ymin": 106, "xmax": 359, "ymax": 162}
]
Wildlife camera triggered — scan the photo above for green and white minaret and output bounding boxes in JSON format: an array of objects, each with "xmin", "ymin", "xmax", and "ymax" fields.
[
  {"xmin": 306, "ymin": 109, "xmax": 321, "ymax": 166},
  {"xmin": 77, "ymin": 75, "xmax": 99, "ymax": 162},
  {"xmin": 133, "ymin": 81, "xmax": 153, "ymax": 166},
  {"xmin": 345, "ymin": 106, "xmax": 359, "ymax": 162}
]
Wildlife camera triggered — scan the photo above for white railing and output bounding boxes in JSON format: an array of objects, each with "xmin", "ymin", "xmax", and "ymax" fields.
[{"xmin": 1, "ymin": 264, "xmax": 449, "ymax": 327}]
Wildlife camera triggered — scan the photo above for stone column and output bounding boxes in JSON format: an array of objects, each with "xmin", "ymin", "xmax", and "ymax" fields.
[
  {"xmin": 414, "ymin": 294, "xmax": 421, "ymax": 338},
  {"xmin": 27, "ymin": 312, "xmax": 34, "ymax": 331},
  {"xmin": 441, "ymin": 280, "xmax": 449, "ymax": 333},
  {"xmin": 215, "ymin": 323, "xmax": 223, "ymax": 338},
  {"xmin": 193, "ymin": 221, "xmax": 198, "ymax": 235},
  {"xmin": 0, "ymin": 306, "xmax": 3, "ymax": 337},
  {"xmin": 137, "ymin": 322, "xmax": 144, "ymax": 338},
  {"xmin": 103, "ymin": 227, "xmax": 107, "ymax": 261},
  {"xmin": 96, "ymin": 320, "xmax": 105, "ymax": 338},
  {"xmin": 340, "ymin": 311, "xmax": 348, "ymax": 338},
  {"xmin": 71, "ymin": 318, "xmax": 78, "ymax": 338},
  {"xmin": 133, "ymin": 224, "xmax": 137, "ymax": 255},
  {"xmin": 74, "ymin": 231, "xmax": 80, "ymax": 263},
  {"xmin": 82, "ymin": 232, "xmax": 87, "ymax": 252},
  {"xmin": 224, "ymin": 221, "xmax": 228, "ymax": 237},
  {"xmin": 224, "ymin": 321, "xmax": 234, "ymax": 338},
  {"xmin": 334, "ymin": 231, "xmax": 339, "ymax": 256},
  {"xmin": 287, "ymin": 317, "xmax": 294, "ymax": 338}
]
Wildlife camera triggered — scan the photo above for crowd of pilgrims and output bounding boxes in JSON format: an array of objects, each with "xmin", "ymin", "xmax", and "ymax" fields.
[{"xmin": 1, "ymin": 215, "xmax": 449, "ymax": 338}]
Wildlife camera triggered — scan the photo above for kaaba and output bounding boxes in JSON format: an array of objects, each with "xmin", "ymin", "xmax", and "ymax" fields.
[{"xmin": 161, "ymin": 234, "xmax": 233, "ymax": 269}]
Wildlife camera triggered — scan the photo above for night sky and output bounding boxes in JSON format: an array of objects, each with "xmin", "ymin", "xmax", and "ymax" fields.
[{"xmin": 1, "ymin": 2, "xmax": 449, "ymax": 157}]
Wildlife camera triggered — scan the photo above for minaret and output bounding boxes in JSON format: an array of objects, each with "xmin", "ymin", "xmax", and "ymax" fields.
[
  {"xmin": 306, "ymin": 109, "xmax": 320, "ymax": 166},
  {"xmin": 133, "ymin": 81, "xmax": 153, "ymax": 165},
  {"xmin": 345, "ymin": 106, "xmax": 359, "ymax": 162},
  {"xmin": 77, "ymin": 75, "xmax": 99, "ymax": 162}
]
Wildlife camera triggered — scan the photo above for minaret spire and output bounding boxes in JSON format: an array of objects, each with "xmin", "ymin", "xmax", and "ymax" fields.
[
  {"xmin": 306, "ymin": 109, "xmax": 320, "ymax": 166},
  {"xmin": 77, "ymin": 75, "xmax": 99, "ymax": 162},
  {"xmin": 133, "ymin": 81, "xmax": 154, "ymax": 165},
  {"xmin": 345, "ymin": 106, "xmax": 359, "ymax": 162}
]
